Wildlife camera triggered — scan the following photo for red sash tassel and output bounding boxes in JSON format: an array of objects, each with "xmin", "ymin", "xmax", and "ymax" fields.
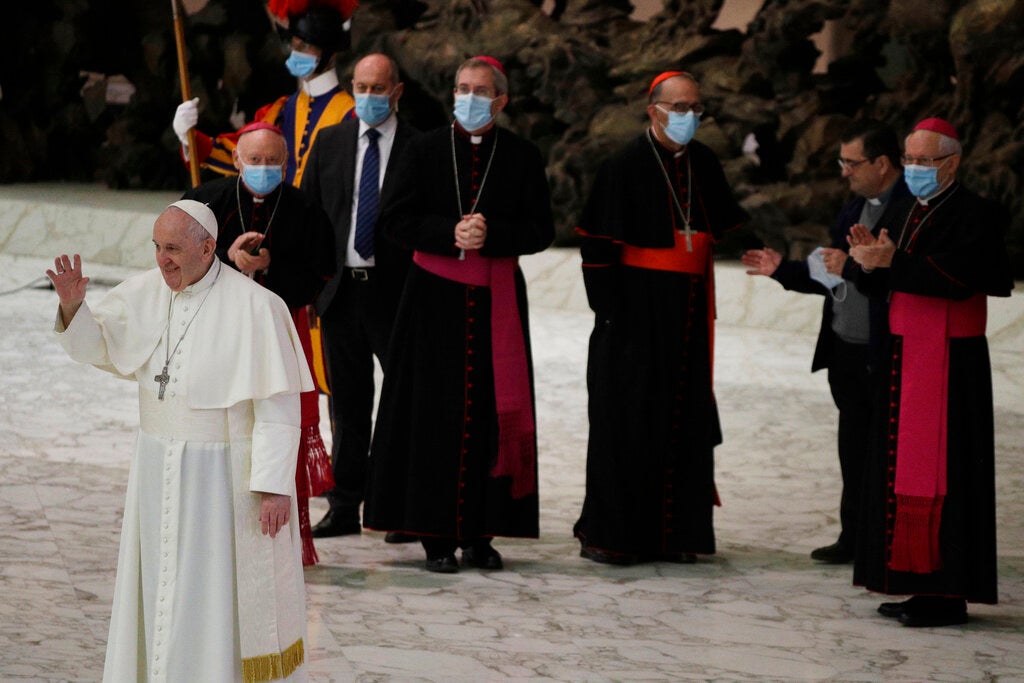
[{"xmin": 290, "ymin": 307, "xmax": 336, "ymax": 566}]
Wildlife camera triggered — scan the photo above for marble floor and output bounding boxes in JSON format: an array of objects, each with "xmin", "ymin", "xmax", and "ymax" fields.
[{"xmin": 1, "ymin": 249, "xmax": 1022, "ymax": 682}]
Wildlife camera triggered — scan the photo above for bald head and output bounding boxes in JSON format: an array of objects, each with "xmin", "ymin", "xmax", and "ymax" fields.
[{"xmin": 235, "ymin": 128, "xmax": 287, "ymax": 167}]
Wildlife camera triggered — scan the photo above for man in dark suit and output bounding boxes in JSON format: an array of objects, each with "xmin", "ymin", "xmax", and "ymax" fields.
[
  {"xmin": 742, "ymin": 119, "xmax": 908, "ymax": 564},
  {"xmin": 300, "ymin": 53, "xmax": 416, "ymax": 539}
]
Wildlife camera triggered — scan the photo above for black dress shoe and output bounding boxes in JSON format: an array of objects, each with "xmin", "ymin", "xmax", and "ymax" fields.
[
  {"xmin": 898, "ymin": 609, "xmax": 968, "ymax": 627},
  {"xmin": 462, "ymin": 544, "xmax": 504, "ymax": 570},
  {"xmin": 580, "ymin": 546, "xmax": 638, "ymax": 566},
  {"xmin": 424, "ymin": 554, "xmax": 459, "ymax": 573},
  {"xmin": 311, "ymin": 511, "xmax": 361, "ymax": 538},
  {"xmin": 877, "ymin": 600, "xmax": 911, "ymax": 618},
  {"xmin": 810, "ymin": 541, "xmax": 854, "ymax": 564},
  {"xmin": 384, "ymin": 532, "xmax": 419, "ymax": 544},
  {"xmin": 897, "ymin": 597, "xmax": 968, "ymax": 627}
]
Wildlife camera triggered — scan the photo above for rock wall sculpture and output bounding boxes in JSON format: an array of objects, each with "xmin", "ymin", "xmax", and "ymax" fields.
[{"xmin": 0, "ymin": 0, "xmax": 1020, "ymax": 274}]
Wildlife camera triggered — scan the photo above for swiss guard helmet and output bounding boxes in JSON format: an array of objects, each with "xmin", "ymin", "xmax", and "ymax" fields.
[{"xmin": 268, "ymin": 0, "xmax": 358, "ymax": 61}]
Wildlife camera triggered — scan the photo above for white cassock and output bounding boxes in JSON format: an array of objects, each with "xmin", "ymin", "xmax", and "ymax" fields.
[{"xmin": 55, "ymin": 260, "xmax": 312, "ymax": 683}]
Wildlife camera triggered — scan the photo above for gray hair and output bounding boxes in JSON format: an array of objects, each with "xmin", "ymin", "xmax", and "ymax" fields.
[
  {"xmin": 183, "ymin": 217, "xmax": 212, "ymax": 245},
  {"xmin": 936, "ymin": 133, "xmax": 962, "ymax": 157},
  {"xmin": 906, "ymin": 130, "xmax": 963, "ymax": 157},
  {"xmin": 455, "ymin": 57, "xmax": 508, "ymax": 95}
]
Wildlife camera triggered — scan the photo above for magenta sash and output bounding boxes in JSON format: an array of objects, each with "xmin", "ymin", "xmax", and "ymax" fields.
[
  {"xmin": 887, "ymin": 291, "xmax": 986, "ymax": 573},
  {"xmin": 413, "ymin": 250, "xmax": 536, "ymax": 499}
]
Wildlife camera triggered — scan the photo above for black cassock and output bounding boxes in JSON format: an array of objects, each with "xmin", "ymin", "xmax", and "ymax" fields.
[
  {"xmin": 183, "ymin": 176, "xmax": 334, "ymax": 309},
  {"xmin": 363, "ymin": 124, "xmax": 553, "ymax": 540},
  {"xmin": 573, "ymin": 132, "xmax": 748, "ymax": 559},
  {"xmin": 852, "ymin": 182, "xmax": 1013, "ymax": 603}
]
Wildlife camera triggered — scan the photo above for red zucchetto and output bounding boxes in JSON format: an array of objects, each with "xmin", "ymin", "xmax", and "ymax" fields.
[
  {"xmin": 473, "ymin": 55, "xmax": 506, "ymax": 76},
  {"xmin": 913, "ymin": 117, "xmax": 959, "ymax": 141},
  {"xmin": 648, "ymin": 71, "xmax": 693, "ymax": 96},
  {"xmin": 237, "ymin": 121, "xmax": 285, "ymax": 137}
]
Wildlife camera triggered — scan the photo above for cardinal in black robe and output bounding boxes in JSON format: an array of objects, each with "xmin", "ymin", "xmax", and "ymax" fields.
[{"xmin": 573, "ymin": 71, "xmax": 748, "ymax": 565}]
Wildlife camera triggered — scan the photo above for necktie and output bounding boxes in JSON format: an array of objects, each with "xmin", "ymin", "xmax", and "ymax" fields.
[{"xmin": 354, "ymin": 128, "xmax": 380, "ymax": 260}]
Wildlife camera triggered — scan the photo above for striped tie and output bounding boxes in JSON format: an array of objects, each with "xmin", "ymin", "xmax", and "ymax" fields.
[{"xmin": 354, "ymin": 128, "xmax": 380, "ymax": 260}]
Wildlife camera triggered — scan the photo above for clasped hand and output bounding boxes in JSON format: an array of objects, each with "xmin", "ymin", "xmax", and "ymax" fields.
[{"xmin": 455, "ymin": 213, "xmax": 487, "ymax": 251}]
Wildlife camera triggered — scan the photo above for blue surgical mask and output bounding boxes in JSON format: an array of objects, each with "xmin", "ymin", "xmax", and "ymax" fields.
[
  {"xmin": 355, "ymin": 93, "xmax": 392, "ymax": 126},
  {"xmin": 903, "ymin": 163, "xmax": 944, "ymax": 199},
  {"xmin": 658, "ymin": 108, "xmax": 700, "ymax": 145},
  {"xmin": 285, "ymin": 50, "xmax": 318, "ymax": 78},
  {"xmin": 453, "ymin": 93, "xmax": 495, "ymax": 133},
  {"xmin": 241, "ymin": 163, "xmax": 283, "ymax": 196}
]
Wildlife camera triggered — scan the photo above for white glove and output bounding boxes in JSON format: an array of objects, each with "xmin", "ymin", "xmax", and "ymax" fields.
[{"xmin": 173, "ymin": 97, "xmax": 199, "ymax": 145}]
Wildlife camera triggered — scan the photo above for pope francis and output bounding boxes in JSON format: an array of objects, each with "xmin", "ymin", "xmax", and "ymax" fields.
[{"xmin": 48, "ymin": 200, "xmax": 311, "ymax": 682}]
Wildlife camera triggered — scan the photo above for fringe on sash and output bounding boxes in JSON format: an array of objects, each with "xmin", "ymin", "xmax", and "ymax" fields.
[
  {"xmin": 295, "ymin": 425, "xmax": 326, "ymax": 566},
  {"xmin": 303, "ymin": 424, "xmax": 335, "ymax": 496},
  {"xmin": 888, "ymin": 494, "xmax": 944, "ymax": 573},
  {"xmin": 492, "ymin": 410, "xmax": 536, "ymax": 500},
  {"xmin": 242, "ymin": 637, "xmax": 305, "ymax": 682}
]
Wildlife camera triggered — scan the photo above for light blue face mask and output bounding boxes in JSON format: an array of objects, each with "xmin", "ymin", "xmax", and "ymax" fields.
[
  {"xmin": 904, "ymin": 163, "xmax": 944, "ymax": 198},
  {"xmin": 241, "ymin": 164, "xmax": 284, "ymax": 196},
  {"xmin": 285, "ymin": 50, "xmax": 318, "ymax": 78},
  {"xmin": 355, "ymin": 93, "xmax": 392, "ymax": 126},
  {"xmin": 808, "ymin": 246, "xmax": 845, "ymax": 293},
  {"xmin": 658, "ymin": 108, "xmax": 700, "ymax": 145},
  {"xmin": 453, "ymin": 93, "xmax": 494, "ymax": 132}
]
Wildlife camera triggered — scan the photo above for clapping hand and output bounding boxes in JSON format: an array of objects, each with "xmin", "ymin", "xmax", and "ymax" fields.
[{"xmin": 849, "ymin": 228, "xmax": 895, "ymax": 270}]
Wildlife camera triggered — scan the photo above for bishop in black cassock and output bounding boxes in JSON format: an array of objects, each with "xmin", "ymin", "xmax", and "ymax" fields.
[
  {"xmin": 364, "ymin": 56, "xmax": 553, "ymax": 573},
  {"xmin": 182, "ymin": 122, "xmax": 335, "ymax": 566},
  {"xmin": 849, "ymin": 118, "xmax": 1013, "ymax": 627}
]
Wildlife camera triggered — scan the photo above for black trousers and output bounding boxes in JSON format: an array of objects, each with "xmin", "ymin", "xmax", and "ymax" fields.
[
  {"xmin": 826, "ymin": 336, "xmax": 873, "ymax": 548},
  {"xmin": 320, "ymin": 269, "xmax": 396, "ymax": 523}
]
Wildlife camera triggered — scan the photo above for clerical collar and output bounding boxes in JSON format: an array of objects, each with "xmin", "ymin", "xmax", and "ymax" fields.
[
  {"xmin": 301, "ymin": 69, "xmax": 340, "ymax": 98},
  {"xmin": 866, "ymin": 179, "xmax": 898, "ymax": 206},
  {"xmin": 454, "ymin": 121, "xmax": 496, "ymax": 145},
  {"xmin": 179, "ymin": 257, "xmax": 221, "ymax": 297}
]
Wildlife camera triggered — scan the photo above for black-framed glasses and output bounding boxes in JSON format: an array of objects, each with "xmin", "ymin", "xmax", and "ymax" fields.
[
  {"xmin": 837, "ymin": 157, "xmax": 872, "ymax": 171},
  {"xmin": 654, "ymin": 101, "xmax": 705, "ymax": 115},
  {"xmin": 901, "ymin": 153, "xmax": 954, "ymax": 166}
]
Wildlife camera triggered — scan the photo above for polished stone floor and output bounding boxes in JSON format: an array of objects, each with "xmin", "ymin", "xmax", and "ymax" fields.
[{"xmin": 1, "ymin": 246, "xmax": 1022, "ymax": 682}]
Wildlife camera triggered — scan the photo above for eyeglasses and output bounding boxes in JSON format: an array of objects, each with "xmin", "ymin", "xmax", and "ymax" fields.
[
  {"xmin": 901, "ymin": 153, "xmax": 954, "ymax": 166},
  {"xmin": 654, "ymin": 101, "xmax": 705, "ymax": 115},
  {"xmin": 837, "ymin": 157, "xmax": 872, "ymax": 171},
  {"xmin": 454, "ymin": 85, "xmax": 497, "ymax": 97}
]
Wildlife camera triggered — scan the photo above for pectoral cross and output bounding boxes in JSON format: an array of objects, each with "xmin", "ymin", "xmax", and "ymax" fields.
[{"xmin": 154, "ymin": 366, "xmax": 170, "ymax": 400}]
